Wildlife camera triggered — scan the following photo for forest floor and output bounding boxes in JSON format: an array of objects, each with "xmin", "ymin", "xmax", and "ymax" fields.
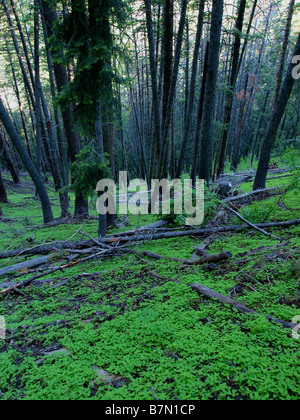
[{"xmin": 0, "ymin": 161, "xmax": 299, "ymax": 400}]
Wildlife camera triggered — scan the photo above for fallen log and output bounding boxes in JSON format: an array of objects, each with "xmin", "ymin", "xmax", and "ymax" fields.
[
  {"xmin": 107, "ymin": 220, "xmax": 169, "ymax": 237},
  {"xmin": 0, "ymin": 254, "xmax": 56, "ymax": 278},
  {"xmin": 0, "ymin": 219, "xmax": 299, "ymax": 260},
  {"xmin": 191, "ymin": 249, "xmax": 232, "ymax": 265},
  {"xmin": 0, "ymin": 248, "xmax": 114, "ymax": 296},
  {"xmin": 149, "ymin": 271, "xmax": 297, "ymax": 330},
  {"xmin": 140, "ymin": 249, "xmax": 231, "ymax": 267},
  {"xmin": 225, "ymin": 206, "xmax": 282, "ymax": 241},
  {"xmin": 189, "ymin": 283, "xmax": 296, "ymax": 329},
  {"xmin": 224, "ymin": 187, "xmax": 281, "ymax": 202},
  {"xmin": 0, "ymin": 245, "xmax": 231, "ymax": 295}
]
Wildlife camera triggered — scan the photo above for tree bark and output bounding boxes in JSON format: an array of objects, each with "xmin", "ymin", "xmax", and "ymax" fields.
[
  {"xmin": 273, "ymin": 0, "xmax": 296, "ymax": 108},
  {"xmin": 0, "ymin": 97, "xmax": 54, "ymax": 223},
  {"xmin": 253, "ymin": 34, "xmax": 300, "ymax": 190},
  {"xmin": 198, "ymin": 0, "xmax": 224, "ymax": 184},
  {"xmin": 191, "ymin": 40, "xmax": 209, "ymax": 185},
  {"xmin": 34, "ymin": 0, "xmax": 42, "ymax": 185},
  {"xmin": 176, "ymin": 0, "xmax": 206, "ymax": 178},
  {"xmin": 0, "ymin": 169, "xmax": 8, "ymax": 204},
  {"xmin": 0, "ymin": 125, "xmax": 20, "ymax": 184},
  {"xmin": 214, "ymin": 0, "xmax": 247, "ymax": 178},
  {"xmin": 144, "ymin": 0, "xmax": 162, "ymax": 179},
  {"xmin": 41, "ymin": 0, "xmax": 88, "ymax": 218},
  {"xmin": 158, "ymin": 0, "xmax": 189, "ymax": 179}
]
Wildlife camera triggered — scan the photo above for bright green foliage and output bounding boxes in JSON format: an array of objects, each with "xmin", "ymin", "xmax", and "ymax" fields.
[{"xmin": 0, "ymin": 172, "xmax": 299, "ymax": 400}]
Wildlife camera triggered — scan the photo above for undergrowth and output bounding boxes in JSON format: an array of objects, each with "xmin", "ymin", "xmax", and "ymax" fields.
[{"xmin": 0, "ymin": 169, "xmax": 299, "ymax": 400}]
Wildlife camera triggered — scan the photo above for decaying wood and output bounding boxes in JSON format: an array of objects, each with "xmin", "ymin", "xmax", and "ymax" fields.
[
  {"xmin": 1, "ymin": 218, "xmax": 299, "ymax": 260},
  {"xmin": 0, "ymin": 245, "xmax": 232, "ymax": 295},
  {"xmin": 237, "ymin": 241, "xmax": 289, "ymax": 257},
  {"xmin": 192, "ymin": 249, "xmax": 232, "ymax": 264},
  {"xmin": 0, "ymin": 248, "xmax": 114, "ymax": 296},
  {"xmin": 224, "ymin": 187, "xmax": 281, "ymax": 202},
  {"xmin": 107, "ymin": 220, "xmax": 169, "ymax": 237},
  {"xmin": 0, "ymin": 254, "xmax": 56, "ymax": 277},
  {"xmin": 150, "ymin": 271, "xmax": 296, "ymax": 330},
  {"xmin": 189, "ymin": 283, "xmax": 296, "ymax": 329},
  {"xmin": 225, "ymin": 206, "xmax": 282, "ymax": 241}
]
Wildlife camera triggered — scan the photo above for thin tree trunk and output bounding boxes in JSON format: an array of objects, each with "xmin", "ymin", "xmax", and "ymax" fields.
[
  {"xmin": 34, "ymin": 0, "xmax": 42, "ymax": 186},
  {"xmin": 41, "ymin": 0, "xmax": 88, "ymax": 218},
  {"xmin": 253, "ymin": 34, "xmax": 300, "ymax": 190},
  {"xmin": 191, "ymin": 41, "xmax": 209, "ymax": 185},
  {"xmin": 214, "ymin": 0, "xmax": 247, "ymax": 178},
  {"xmin": 159, "ymin": 0, "xmax": 189, "ymax": 179},
  {"xmin": 0, "ymin": 126, "xmax": 20, "ymax": 184},
  {"xmin": 176, "ymin": 0, "xmax": 206, "ymax": 178},
  {"xmin": 144, "ymin": 0, "xmax": 162, "ymax": 179},
  {"xmin": 4, "ymin": 37, "xmax": 31, "ymax": 161},
  {"xmin": 162, "ymin": 0, "xmax": 174, "ymax": 135},
  {"xmin": 0, "ymin": 170, "xmax": 8, "ymax": 204},
  {"xmin": 0, "ymin": 97, "xmax": 54, "ymax": 223},
  {"xmin": 273, "ymin": 0, "xmax": 296, "ymax": 108},
  {"xmin": 1, "ymin": 0, "xmax": 35, "ymax": 109},
  {"xmin": 39, "ymin": 0, "xmax": 67, "ymax": 187},
  {"xmin": 10, "ymin": 0, "xmax": 35, "ymax": 89},
  {"xmin": 250, "ymin": 90, "xmax": 270, "ymax": 168},
  {"xmin": 198, "ymin": 0, "xmax": 224, "ymax": 184}
]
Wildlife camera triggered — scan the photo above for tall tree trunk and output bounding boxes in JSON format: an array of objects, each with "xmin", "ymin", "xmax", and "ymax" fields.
[
  {"xmin": 250, "ymin": 90, "xmax": 270, "ymax": 168},
  {"xmin": 253, "ymin": 34, "xmax": 300, "ymax": 190},
  {"xmin": 176, "ymin": 0, "xmax": 206, "ymax": 178},
  {"xmin": 144, "ymin": 0, "xmax": 162, "ymax": 179},
  {"xmin": 4, "ymin": 37, "xmax": 31, "ymax": 161},
  {"xmin": 273, "ymin": 0, "xmax": 295, "ymax": 108},
  {"xmin": 158, "ymin": 0, "xmax": 189, "ymax": 179},
  {"xmin": 10, "ymin": 0, "xmax": 35, "ymax": 89},
  {"xmin": 162, "ymin": 0, "xmax": 174, "ymax": 130},
  {"xmin": 0, "ymin": 126, "xmax": 20, "ymax": 184},
  {"xmin": 39, "ymin": 0, "xmax": 67, "ymax": 187},
  {"xmin": 191, "ymin": 40, "xmax": 209, "ymax": 185},
  {"xmin": 41, "ymin": 0, "xmax": 88, "ymax": 218},
  {"xmin": 214, "ymin": 0, "xmax": 247, "ymax": 178},
  {"xmin": 1, "ymin": 0, "xmax": 35, "ymax": 110},
  {"xmin": 198, "ymin": 0, "xmax": 224, "ymax": 184},
  {"xmin": 34, "ymin": 0, "xmax": 42, "ymax": 185},
  {"xmin": 0, "ymin": 97, "xmax": 54, "ymax": 223}
]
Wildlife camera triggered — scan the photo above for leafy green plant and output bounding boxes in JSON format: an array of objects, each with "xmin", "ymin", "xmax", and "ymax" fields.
[
  {"xmin": 240, "ymin": 200, "xmax": 276, "ymax": 223},
  {"xmin": 281, "ymin": 147, "xmax": 300, "ymax": 192}
]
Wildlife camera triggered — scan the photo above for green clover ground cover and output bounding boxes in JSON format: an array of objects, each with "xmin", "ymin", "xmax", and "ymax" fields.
[{"xmin": 0, "ymin": 173, "xmax": 299, "ymax": 400}]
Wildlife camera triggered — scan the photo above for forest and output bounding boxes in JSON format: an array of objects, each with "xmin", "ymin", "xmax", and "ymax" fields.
[{"xmin": 0, "ymin": 0, "xmax": 299, "ymax": 402}]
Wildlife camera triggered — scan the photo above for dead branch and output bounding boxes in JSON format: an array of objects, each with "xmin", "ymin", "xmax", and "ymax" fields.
[
  {"xmin": 0, "ymin": 248, "xmax": 114, "ymax": 296},
  {"xmin": 106, "ymin": 220, "xmax": 169, "ymax": 238},
  {"xmin": 0, "ymin": 219, "xmax": 299, "ymax": 260},
  {"xmin": 0, "ymin": 254, "xmax": 56, "ymax": 278},
  {"xmin": 224, "ymin": 187, "xmax": 281, "ymax": 202},
  {"xmin": 237, "ymin": 242, "xmax": 289, "ymax": 257},
  {"xmin": 149, "ymin": 271, "xmax": 296, "ymax": 330},
  {"xmin": 189, "ymin": 283, "xmax": 296, "ymax": 329},
  {"xmin": 225, "ymin": 206, "xmax": 282, "ymax": 241},
  {"xmin": 191, "ymin": 249, "xmax": 232, "ymax": 265}
]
